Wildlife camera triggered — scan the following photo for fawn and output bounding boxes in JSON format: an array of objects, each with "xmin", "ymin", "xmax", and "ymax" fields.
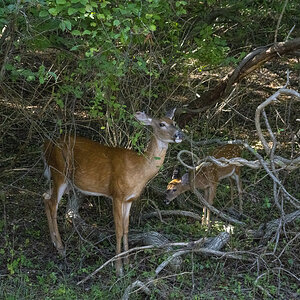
[{"xmin": 165, "ymin": 144, "xmax": 243, "ymax": 225}]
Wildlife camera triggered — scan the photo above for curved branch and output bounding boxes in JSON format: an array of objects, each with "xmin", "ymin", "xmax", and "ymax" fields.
[
  {"xmin": 177, "ymin": 139, "xmax": 300, "ymax": 208},
  {"xmin": 192, "ymin": 188, "xmax": 245, "ymax": 225},
  {"xmin": 255, "ymin": 88, "xmax": 300, "ymax": 154}
]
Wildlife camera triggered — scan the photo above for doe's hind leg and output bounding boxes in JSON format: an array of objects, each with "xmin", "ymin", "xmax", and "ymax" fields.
[{"xmin": 43, "ymin": 182, "xmax": 67, "ymax": 255}]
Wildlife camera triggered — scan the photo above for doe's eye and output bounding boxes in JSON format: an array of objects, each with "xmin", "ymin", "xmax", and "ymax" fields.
[{"xmin": 159, "ymin": 122, "xmax": 166, "ymax": 127}]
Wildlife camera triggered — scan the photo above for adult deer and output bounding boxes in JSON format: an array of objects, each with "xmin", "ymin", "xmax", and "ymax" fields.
[
  {"xmin": 165, "ymin": 144, "xmax": 243, "ymax": 225},
  {"xmin": 43, "ymin": 109, "xmax": 183, "ymax": 276}
]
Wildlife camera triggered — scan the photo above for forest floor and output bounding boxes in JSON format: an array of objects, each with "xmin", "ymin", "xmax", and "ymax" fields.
[{"xmin": 0, "ymin": 61, "xmax": 299, "ymax": 299}]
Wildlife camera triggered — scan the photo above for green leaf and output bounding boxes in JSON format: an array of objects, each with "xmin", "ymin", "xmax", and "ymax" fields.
[
  {"xmin": 39, "ymin": 10, "xmax": 49, "ymax": 17},
  {"xmin": 78, "ymin": 7, "xmax": 86, "ymax": 13},
  {"xmin": 59, "ymin": 21, "xmax": 66, "ymax": 31},
  {"xmin": 27, "ymin": 75, "xmax": 35, "ymax": 81},
  {"xmin": 97, "ymin": 14, "xmax": 105, "ymax": 20},
  {"xmin": 71, "ymin": 0, "xmax": 80, "ymax": 2},
  {"xmin": 113, "ymin": 19, "xmax": 120, "ymax": 26},
  {"xmin": 48, "ymin": 72, "xmax": 58, "ymax": 81},
  {"xmin": 82, "ymin": 30, "xmax": 92, "ymax": 35},
  {"xmin": 56, "ymin": 0, "xmax": 66, "ymax": 4},
  {"xmin": 149, "ymin": 24, "xmax": 156, "ymax": 31},
  {"xmin": 56, "ymin": 99, "xmax": 64, "ymax": 109},
  {"xmin": 14, "ymin": 55, "xmax": 21, "ymax": 62},
  {"xmin": 70, "ymin": 45, "xmax": 80, "ymax": 51},
  {"xmin": 176, "ymin": 1, "xmax": 187, "ymax": 6},
  {"xmin": 85, "ymin": 4, "xmax": 93, "ymax": 12},
  {"xmin": 120, "ymin": 32, "xmax": 128, "ymax": 44},
  {"xmin": 48, "ymin": 8, "xmax": 58, "ymax": 16},
  {"xmin": 64, "ymin": 20, "xmax": 72, "ymax": 30},
  {"xmin": 71, "ymin": 30, "xmax": 81, "ymax": 36},
  {"xmin": 5, "ymin": 64, "xmax": 14, "ymax": 71},
  {"xmin": 68, "ymin": 7, "xmax": 77, "ymax": 15}
]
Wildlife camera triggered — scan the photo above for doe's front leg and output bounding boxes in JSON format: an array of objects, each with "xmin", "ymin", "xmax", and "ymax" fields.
[{"xmin": 122, "ymin": 201, "xmax": 133, "ymax": 265}]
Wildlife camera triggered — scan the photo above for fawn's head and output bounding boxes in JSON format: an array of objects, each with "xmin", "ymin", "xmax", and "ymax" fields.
[{"xmin": 165, "ymin": 168, "xmax": 189, "ymax": 204}]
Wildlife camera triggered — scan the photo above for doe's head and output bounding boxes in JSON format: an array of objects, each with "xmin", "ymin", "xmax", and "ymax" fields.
[{"xmin": 134, "ymin": 108, "xmax": 184, "ymax": 144}]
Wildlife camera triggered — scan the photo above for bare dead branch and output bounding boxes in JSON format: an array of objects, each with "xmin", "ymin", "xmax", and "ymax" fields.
[
  {"xmin": 177, "ymin": 82, "xmax": 300, "ymax": 212},
  {"xmin": 142, "ymin": 210, "xmax": 203, "ymax": 222}
]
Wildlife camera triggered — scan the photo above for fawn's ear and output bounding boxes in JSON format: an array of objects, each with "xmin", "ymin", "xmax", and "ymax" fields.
[
  {"xmin": 165, "ymin": 108, "xmax": 176, "ymax": 120},
  {"xmin": 134, "ymin": 111, "xmax": 153, "ymax": 125},
  {"xmin": 181, "ymin": 173, "xmax": 189, "ymax": 185},
  {"xmin": 172, "ymin": 167, "xmax": 180, "ymax": 180}
]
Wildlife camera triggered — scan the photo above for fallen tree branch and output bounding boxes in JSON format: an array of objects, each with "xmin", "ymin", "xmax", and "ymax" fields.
[
  {"xmin": 77, "ymin": 244, "xmax": 156, "ymax": 285},
  {"xmin": 122, "ymin": 281, "xmax": 152, "ymax": 300},
  {"xmin": 78, "ymin": 230, "xmax": 248, "ymax": 287},
  {"xmin": 247, "ymin": 209, "xmax": 300, "ymax": 242},
  {"xmin": 77, "ymin": 236, "xmax": 210, "ymax": 285},
  {"xmin": 142, "ymin": 210, "xmax": 202, "ymax": 222},
  {"xmin": 121, "ymin": 232, "xmax": 256, "ymax": 299},
  {"xmin": 176, "ymin": 37, "xmax": 300, "ymax": 112},
  {"xmin": 129, "ymin": 231, "xmax": 183, "ymax": 271}
]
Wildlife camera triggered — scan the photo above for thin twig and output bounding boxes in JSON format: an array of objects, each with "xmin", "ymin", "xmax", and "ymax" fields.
[{"xmin": 274, "ymin": 0, "xmax": 288, "ymax": 44}]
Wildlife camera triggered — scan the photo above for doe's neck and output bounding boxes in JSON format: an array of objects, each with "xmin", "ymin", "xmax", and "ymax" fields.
[{"xmin": 144, "ymin": 135, "xmax": 168, "ymax": 169}]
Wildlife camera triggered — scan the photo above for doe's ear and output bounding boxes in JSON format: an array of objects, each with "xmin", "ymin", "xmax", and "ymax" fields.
[
  {"xmin": 165, "ymin": 108, "xmax": 176, "ymax": 120},
  {"xmin": 134, "ymin": 111, "xmax": 153, "ymax": 125},
  {"xmin": 181, "ymin": 173, "xmax": 189, "ymax": 185}
]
